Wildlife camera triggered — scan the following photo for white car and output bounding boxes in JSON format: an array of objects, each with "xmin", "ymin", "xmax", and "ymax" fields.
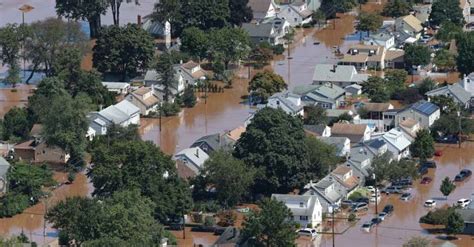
[
  {"xmin": 370, "ymin": 194, "xmax": 381, "ymax": 203},
  {"xmin": 378, "ymin": 212, "xmax": 387, "ymax": 221},
  {"xmin": 297, "ymin": 228, "xmax": 317, "ymax": 239},
  {"xmin": 424, "ymin": 199, "xmax": 436, "ymax": 207},
  {"xmin": 457, "ymin": 198, "xmax": 471, "ymax": 208},
  {"xmin": 366, "ymin": 186, "xmax": 376, "ymax": 193},
  {"xmin": 361, "ymin": 222, "xmax": 373, "ymax": 232}
]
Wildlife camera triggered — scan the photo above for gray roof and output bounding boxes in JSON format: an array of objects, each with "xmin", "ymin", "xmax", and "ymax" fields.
[
  {"xmin": 312, "ymin": 64, "xmax": 369, "ymax": 83},
  {"xmin": 426, "ymin": 83, "xmax": 471, "ymax": 105},
  {"xmin": 318, "ymin": 136, "xmax": 348, "ymax": 153},
  {"xmin": 0, "ymin": 157, "xmax": 11, "ymax": 178},
  {"xmin": 268, "ymin": 91, "xmax": 304, "ymax": 113},
  {"xmin": 174, "ymin": 147, "xmax": 209, "ymax": 171},
  {"xmin": 242, "ymin": 22, "xmax": 274, "ymax": 38},
  {"xmin": 366, "ymin": 31, "xmax": 393, "ymax": 42},
  {"xmin": 98, "ymin": 100, "xmax": 140, "ymax": 125},
  {"xmin": 325, "ymin": 109, "xmax": 352, "ymax": 118},
  {"xmin": 248, "ymin": 0, "xmax": 274, "ymax": 19},
  {"xmin": 190, "ymin": 133, "xmax": 234, "ymax": 154},
  {"xmin": 304, "ymin": 124, "xmax": 327, "ymax": 135},
  {"xmin": 294, "ymin": 84, "xmax": 345, "ymax": 103},
  {"xmin": 101, "ymin": 82, "xmax": 130, "ymax": 90},
  {"xmin": 272, "ymin": 194, "xmax": 321, "ymax": 216},
  {"xmin": 348, "ymin": 144, "xmax": 375, "ymax": 167}
]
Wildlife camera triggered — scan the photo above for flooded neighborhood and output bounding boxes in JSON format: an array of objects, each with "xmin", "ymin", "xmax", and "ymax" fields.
[{"xmin": 1, "ymin": 0, "xmax": 474, "ymax": 246}]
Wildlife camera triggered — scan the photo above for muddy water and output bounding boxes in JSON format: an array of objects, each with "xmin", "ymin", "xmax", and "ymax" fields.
[
  {"xmin": 0, "ymin": 172, "xmax": 92, "ymax": 245},
  {"xmin": 319, "ymin": 143, "xmax": 474, "ymax": 247},
  {"xmin": 0, "ymin": 85, "xmax": 33, "ymax": 117}
]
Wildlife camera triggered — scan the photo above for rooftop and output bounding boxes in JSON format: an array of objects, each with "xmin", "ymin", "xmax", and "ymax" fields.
[
  {"xmin": 410, "ymin": 100, "xmax": 439, "ymax": 116},
  {"xmin": 361, "ymin": 102, "xmax": 393, "ymax": 112},
  {"xmin": 312, "ymin": 64, "xmax": 369, "ymax": 83}
]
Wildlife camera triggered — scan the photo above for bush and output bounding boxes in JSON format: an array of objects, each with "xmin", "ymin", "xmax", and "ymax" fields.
[
  {"xmin": 272, "ymin": 44, "xmax": 285, "ymax": 55},
  {"xmin": 348, "ymin": 191, "xmax": 364, "ymax": 201},
  {"xmin": 302, "ymin": 23, "xmax": 313, "ymax": 28},
  {"xmin": 161, "ymin": 102, "xmax": 181, "ymax": 116},
  {"xmin": 419, "ymin": 207, "xmax": 454, "ymax": 225},
  {"xmin": 192, "ymin": 212, "xmax": 203, "ymax": 223},
  {"xmin": 306, "ymin": 223, "xmax": 313, "ymax": 228},
  {"xmin": 67, "ymin": 172, "xmax": 76, "ymax": 184},
  {"xmin": 193, "ymin": 200, "xmax": 222, "ymax": 213},
  {"xmin": 0, "ymin": 193, "xmax": 30, "ymax": 217},
  {"xmin": 216, "ymin": 210, "xmax": 237, "ymax": 227},
  {"xmin": 182, "ymin": 86, "xmax": 197, "ymax": 107},
  {"xmin": 204, "ymin": 216, "xmax": 216, "ymax": 227},
  {"xmin": 348, "ymin": 213, "xmax": 357, "ymax": 222}
]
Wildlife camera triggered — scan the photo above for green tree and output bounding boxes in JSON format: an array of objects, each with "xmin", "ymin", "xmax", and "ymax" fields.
[
  {"xmin": 382, "ymin": 0, "xmax": 411, "ymax": 18},
  {"xmin": 180, "ymin": 27, "xmax": 209, "ymax": 59},
  {"xmin": 197, "ymin": 150, "xmax": 256, "ymax": 208},
  {"xmin": 445, "ymin": 211, "xmax": 465, "ymax": 237},
  {"xmin": 108, "ymin": 0, "xmax": 140, "ymax": 26},
  {"xmin": 229, "ymin": 0, "xmax": 253, "ymax": 26},
  {"xmin": 402, "ymin": 236, "xmax": 431, "ymax": 247},
  {"xmin": 429, "ymin": 95, "xmax": 458, "ymax": 114},
  {"xmin": 387, "ymin": 159, "xmax": 419, "ymax": 181},
  {"xmin": 404, "ymin": 44, "xmax": 431, "ymax": 69},
  {"xmin": 234, "ymin": 108, "xmax": 308, "ymax": 194},
  {"xmin": 88, "ymin": 139, "xmax": 192, "ymax": 222},
  {"xmin": 155, "ymin": 52, "xmax": 178, "ymax": 102},
  {"xmin": 357, "ymin": 12, "xmax": 383, "ymax": 39},
  {"xmin": 320, "ymin": 0, "xmax": 357, "ymax": 17},
  {"xmin": 249, "ymin": 44, "xmax": 273, "ymax": 68},
  {"xmin": 312, "ymin": 9, "xmax": 326, "ymax": 27},
  {"xmin": 440, "ymin": 177, "xmax": 456, "ymax": 200},
  {"xmin": 39, "ymin": 94, "xmax": 92, "ymax": 168},
  {"xmin": 433, "ymin": 49, "xmax": 457, "ymax": 72},
  {"xmin": 93, "ymin": 24, "xmax": 154, "ymax": 80},
  {"xmin": 2, "ymin": 107, "xmax": 30, "ymax": 141},
  {"xmin": 55, "ymin": 0, "xmax": 109, "ymax": 38},
  {"xmin": 305, "ymin": 137, "xmax": 339, "ymax": 179},
  {"xmin": 385, "ymin": 69, "xmax": 408, "ymax": 95},
  {"xmin": 0, "ymin": 24, "xmax": 27, "ymax": 87},
  {"xmin": 182, "ymin": 86, "xmax": 197, "ymax": 107},
  {"xmin": 410, "ymin": 129, "xmax": 435, "ymax": 161},
  {"xmin": 304, "ymin": 105, "xmax": 328, "ymax": 125},
  {"xmin": 208, "ymin": 27, "xmax": 251, "ymax": 69},
  {"xmin": 370, "ymin": 152, "xmax": 393, "ymax": 182},
  {"xmin": 240, "ymin": 198, "xmax": 297, "ymax": 247},
  {"xmin": 429, "ymin": 0, "xmax": 465, "ymax": 27},
  {"xmin": 456, "ymin": 32, "xmax": 474, "ymax": 75},
  {"xmin": 431, "ymin": 113, "xmax": 474, "ymax": 137},
  {"xmin": 436, "ymin": 21, "xmax": 463, "ymax": 43},
  {"xmin": 417, "ymin": 77, "xmax": 437, "ymax": 95},
  {"xmin": 248, "ymin": 71, "xmax": 287, "ymax": 103},
  {"xmin": 362, "ymin": 76, "xmax": 390, "ymax": 103},
  {"xmin": 329, "ymin": 112, "xmax": 353, "ymax": 126}
]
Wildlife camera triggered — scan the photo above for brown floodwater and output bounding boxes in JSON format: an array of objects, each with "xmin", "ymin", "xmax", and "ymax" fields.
[
  {"xmin": 0, "ymin": 85, "xmax": 33, "ymax": 117},
  {"xmin": 318, "ymin": 143, "xmax": 474, "ymax": 247}
]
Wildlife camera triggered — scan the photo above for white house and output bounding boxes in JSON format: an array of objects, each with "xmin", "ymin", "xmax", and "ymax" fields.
[
  {"xmin": 126, "ymin": 86, "xmax": 161, "ymax": 115},
  {"xmin": 242, "ymin": 17, "xmax": 291, "ymax": 46},
  {"xmin": 318, "ymin": 136, "xmax": 351, "ymax": 157},
  {"xmin": 266, "ymin": 91, "xmax": 304, "ymax": 116},
  {"xmin": 247, "ymin": 0, "xmax": 278, "ymax": 21},
  {"xmin": 380, "ymin": 128, "xmax": 411, "ymax": 161},
  {"xmin": 173, "ymin": 147, "xmax": 209, "ymax": 175},
  {"xmin": 277, "ymin": 2, "xmax": 313, "ymax": 27},
  {"xmin": 101, "ymin": 82, "xmax": 130, "ymax": 95},
  {"xmin": 311, "ymin": 64, "xmax": 369, "ymax": 88},
  {"xmin": 0, "ymin": 157, "xmax": 10, "ymax": 194},
  {"xmin": 364, "ymin": 31, "xmax": 395, "ymax": 49},
  {"xmin": 88, "ymin": 100, "xmax": 140, "ymax": 138},
  {"xmin": 395, "ymin": 100, "xmax": 440, "ymax": 129},
  {"xmin": 272, "ymin": 194, "xmax": 323, "ymax": 228},
  {"xmin": 331, "ymin": 123, "xmax": 371, "ymax": 144}
]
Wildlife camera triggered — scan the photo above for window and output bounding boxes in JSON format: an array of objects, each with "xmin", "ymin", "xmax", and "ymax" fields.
[
  {"xmin": 294, "ymin": 18, "xmax": 297, "ymax": 22},
  {"xmin": 402, "ymin": 117, "xmax": 406, "ymax": 121},
  {"xmin": 300, "ymin": 216, "xmax": 308, "ymax": 221},
  {"xmin": 300, "ymin": 202, "xmax": 304, "ymax": 208}
]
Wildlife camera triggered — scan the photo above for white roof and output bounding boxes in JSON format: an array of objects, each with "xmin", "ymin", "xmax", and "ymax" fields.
[
  {"xmin": 174, "ymin": 147, "xmax": 209, "ymax": 169},
  {"xmin": 404, "ymin": 37, "xmax": 417, "ymax": 44},
  {"xmin": 99, "ymin": 100, "xmax": 140, "ymax": 124},
  {"xmin": 102, "ymin": 82, "xmax": 130, "ymax": 90},
  {"xmin": 382, "ymin": 128, "xmax": 411, "ymax": 151}
]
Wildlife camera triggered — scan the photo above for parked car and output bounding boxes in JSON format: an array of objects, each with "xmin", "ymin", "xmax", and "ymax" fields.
[
  {"xmin": 454, "ymin": 170, "xmax": 470, "ymax": 182},
  {"xmin": 400, "ymin": 192, "xmax": 412, "ymax": 201},
  {"xmin": 352, "ymin": 202, "xmax": 369, "ymax": 212},
  {"xmin": 383, "ymin": 204, "xmax": 394, "ymax": 215},
  {"xmin": 421, "ymin": 160, "xmax": 437, "ymax": 168},
  {"xmin": 371, "ymin": 217, "xmax": 382, "ymax": 225},
  {"xmin": 420, "ymin": 177, "xmax": 432, "ymax": 184},
  {"xmin": 378, "ymin": 212, "xmax": 388, "ymax": 221},
  {"xmin": 435, "ymin": 150, "xmax": 443, "ymax": 156},
  {"xmin": 383, "ymin": 186, "xmax": 403, "ymax": 194},
  {"xmin": 435, "ymin": 135, "xmax": 458, "ymax": 144},
  {"xmin": 424, "ymin": 199, "xmax": 436, "ymax": 207},
  {"xmin": 341, "ymin": 200, "xmax": 354, "ymax": 208},
  {"xmin": 392, "ymin": 178, "xmax": 413, "ymax": 187},
  {"xmin": 457, "ymin": 198, "xmax": 472, "ymax": 208},
  {"xmin": 298, "ymin": 228, "xmax": 317, "ymax": 239},
  {"xmin": 366, "ymin": 186, "xmax": 376, "ymax": 193},
  {"xmin": 354, "ymin": 197, "xmax": 370, "ymax": 204},
  {"xmin": 361, "ymin": 222, "xmax": 374, "ymax": 232},
  {"xmin": 418, "ymin": 166, "xmax": 428, "ymax": 176}
]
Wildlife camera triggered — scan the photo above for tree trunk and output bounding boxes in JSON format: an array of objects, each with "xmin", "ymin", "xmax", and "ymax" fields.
[
  {"xmin": 116, "ymin": 1, "xmax": 122, "ymax": 26},
  {"xmin": 88, "ymin": 15, "xmax": 102, "ymax": 39},
  {"xmin": 111, "ymin": 0, "xmax": 118, "ymax": 25},
  {"xmin": 25, "ymin": 63, "xmax": 39, "ymax": 84}
]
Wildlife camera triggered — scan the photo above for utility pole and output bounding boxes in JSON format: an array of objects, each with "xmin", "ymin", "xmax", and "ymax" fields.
[
  {"xmin": 458, "ymin": 108, "xmax": 462, "ymax": 148},
  {"xmin": 373, "ymin": 174, "xmax": 378, "ymax": 215},
  {"xmin": 159, "ymin": 102, "xmax": 162, "ymax": 131},
  {"xmin": 329, "ymin": 205, "xmax": 335, "ymax": 247}
]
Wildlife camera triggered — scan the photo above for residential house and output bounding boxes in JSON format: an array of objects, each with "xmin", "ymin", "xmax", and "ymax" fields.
[
  {"xmin": 345, "ymin": 84, "xmax": 362, "ymax": 96},
  {"xmin": 88, "ymin": 100, "xmax": 140, "ymax": 137},
  {"xmin": 412, "ymin": 4, "xmax": 431, "ymax": 24},
  {"xmin": 383, "ymin": 108, "xmax": 400, "ymax": 131},
  {"xmin": 461, "ymin": 0, "xmax": 471, "ymax": 25},
  {"xmin": 141, "ymin": 15, "xmax": 171, "ymax": 38},
  {"xmin": 225, "ymin": 126, "xmax": 246, "ymax": 142},
  {"xmin": 294, "ymin": 84, "xmax": 346, "ymax": 109},
  {"xmin": 460, "ymin": 72, "xmax": 474, "ymax": 96},
  {"xmin": 398, "ymin": 118, "xmax": 421, "ymax": 142},
  {"xmin": 331, "ymin": 123, "xmax": 371, "ymax": 143},
  {"xmin": 312, "ymin": 64, "xmax": 369, "ymax": 88},
  {"xmin": 347, "ymin": 139, "xmax": 388, "ymax": 177},
  {"xmin": 190, "ymin": 133, "xmax": 235, "ymax": 155},
  {"xmin": 380, "ymin": 128, "xmax": 411, "ymax": 161},
  {"xmin": 303, "ymin": 177, "xmax": 347, "ymax": 212},
  {"xmin": 318, "ymin": 136, "xmax": 351, "ymax": 157},
  {"xmin": 176, "ymin": 159, "xmax": 198, "ymax": 181},
  {"xmin": 126, "ymin": 87, "xmax": 161, "ymax": 115},
  {"xmin": 326, "ymin": 109, "xmax": 360, "ymax": 122},
  {"xmin": 14, "ymin": 139, "xmax": 70, "ymax": 164},
  {"xmin": 426, "ymin": 83, "xmax": 472, "ymax": 109},
  {"xmin": 330, "ymin": 165, "xmax": 361, "ymax": 196},
  {"xmin": 213, "ymin": 227, "xmax": 242, "ymax": 246},
  {"xmin": 242, "ymin": 17, "xmax": 290, "ymax": 45},
  {"xmin": 101, "ymin": 82, "xmax": 130, "ymax": 95},
  {"xmin": 363, "ymin": 31, "xmax": 396, "ymax": 49},
  {"xmin": 306, "ymin": 0, "xmax": 322, "ymax": 11},
  {"xmin": 395, "ymin": 100, "xmax": 440, "ymax": 129},
  {"xmin": 266, "ymin": 91, "xmax": 305, "ymax": 116},
  {"xmin": 272, "ymin": 194, "xmax": 323, "ymax": 227},
  {"xmin": 247, "ymin": 0, "xmax": 278, "ymax": 21},
  {"xmin": 277, "ymin": 1, "xmax": 313, "ymax": 27},
  {"xmin": 304, "ymin": 124, "xmax": 331, "ymax": 137},
  {"xmin": 340, "ymin": 44, "xmax": 386, "ymax": 71},
  {"xmin": 395, "ymin": 15, "xmax": 423, "ymax": 41},
  {"xmin": 174, "ymin": 147, "xmax": 209, "ymax": 175},
  {"xmin": 0, "ymin": 157, "xmax": 10, "ymax": 194},
  {"xmin": 384, "ymin": 50, "xmax": 405, "ymax": 69},
  {"xmin": 359, "ymin": 102, "xmax": 394, "ymax": 120}
]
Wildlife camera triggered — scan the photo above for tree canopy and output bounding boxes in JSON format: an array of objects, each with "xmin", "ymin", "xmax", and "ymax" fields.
[
  {"xmin": 55, "ymin": 0, "xmax": 109, "ymax": 38},
  {"xmin": 456, "ymin": 32, "xmax": 474, "ymax": 75},
  {"xmin": 304, "ymin": 105, "xmax": 328, "ymax": 125},
  {"xmin": 93, "ymin": 24, "xmax": 154, "ymax": 80},
  {"xmin": 208, "ymin": 27, "xmax": 251, "ymax": 69},
  {"xmin": 445, "ymin": 211, "xmax": 465, "ymax": 236},
  {"xmin": 429, "ymin": 0, "xmax": 465, "ymax": 27},
  {"xmin": 404, "ymin": 44, "xmax": 431, "ymax": 68},
  {"xmin": 440, "ymin": 177, "xmax": 456, "ymax": 199},
  {"xmin": 433, "ymin": 49, "xmax": 457, "ymax": 72},
  {"xmin": 357, "ymin": 12, "xmax": 383, "ymax": 37},
  {"xmin": 436, "ymin": 21, "xmax": 464, "ymax": 43},
  {"xmin": 0, "ymin": 24, "xmax": 28, "ymax": 87},
  {"xmin": 248, "ymin": 71, "xmax": 287, "ymax": 103},
  {"xmin": 2, "ymin": 107, "xmax": 31, "ymax": 141},
  {"xmin": 305, "ymin": 137, "xmax": 339, "ymax": 179},
  {"xmin": 382, "ymin": 0, "xmax": 411, "ymax": 18},
  {"xmin": 362, "ymin": 76, "xmax": 390, "ymax": 103},
  {"xmin": 234, "ymin": 108, "xmax": 308, "ymax": 194},
  {"xmin": 229, "ymin": 0, "xmax": 253, "ymax": 26},
  {"xmin": 410, "ymin": 129, "xmax": 435, "ymax": 161},
  {"xmin": 320, "ymin": 0, "xmax": 357, "ymax": 17},
  {"xmin": 240, "ymin": 198, "xmax": 297, "ymax": 247}
]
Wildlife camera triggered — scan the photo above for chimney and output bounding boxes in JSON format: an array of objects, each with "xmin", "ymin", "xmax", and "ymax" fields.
[
  {"xmin": 137, "ymin": 15, "xmax": 142, "ymax": 26},
  {"xmin": 331, "ymin": 64, "xmax": 337, "ymax": 73},
  {"xmin": 195, "ymin": 148, "xmax": 199, "ymax": 158}
]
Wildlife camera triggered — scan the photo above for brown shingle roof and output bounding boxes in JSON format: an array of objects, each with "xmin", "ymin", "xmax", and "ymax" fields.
[
  {"xmin": 133, "ymin": 87, "xmax": 151, "ymax": 96},
  {"xmin": 332, "ymin": 166, "xmax": 351, "ymax": 176},
  {"xmin": 331, "ymin": 123, "xmax": 367, "ymax": 135},
  {"xmin": 363, "ymin": 102, "xmax": 393, "ymax": 112},
  {"xmin": 182, "ymin": 60, "xmax": 199, "ymax": 70}
]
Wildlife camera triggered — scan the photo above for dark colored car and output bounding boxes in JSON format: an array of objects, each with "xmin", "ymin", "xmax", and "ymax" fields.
[
  {"xmin": 341, "ymin": 200, "xmax": 354, "ymax": 208},
  {"xmin": 418, "ymin": 166, "xmax": 428, "ymax": 176},
  {"xmin": 382, "ymin": 204, "xmax": 394, "ymax": 215},
  {"xmin": 420, "ymin": 177, "xmax": 432, "ymax": 184},
  {"xmin": 460, "ymin": 169, "xmax": 472, "ymax": 177},
  {"xmin": 354, "ymin": 197, "xmax": 369, "ymax": 204},
  {"xmin": 392, "ymin": 178, "xmax": 413, "ymax": 187},
  {"xmin": 435, "ymin": 135, "xmax": 458, "ymax": 144},
  {"xmin": 371, "ymin": 217, "xmax": 382, "ymax": 225},
  {"xmin": 400, "ymin": 192, "xmax": 412, "ymax": 201},
  {"xmin": 421, "ymin": 160, "xmax": 437, "ymax": 168}
]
